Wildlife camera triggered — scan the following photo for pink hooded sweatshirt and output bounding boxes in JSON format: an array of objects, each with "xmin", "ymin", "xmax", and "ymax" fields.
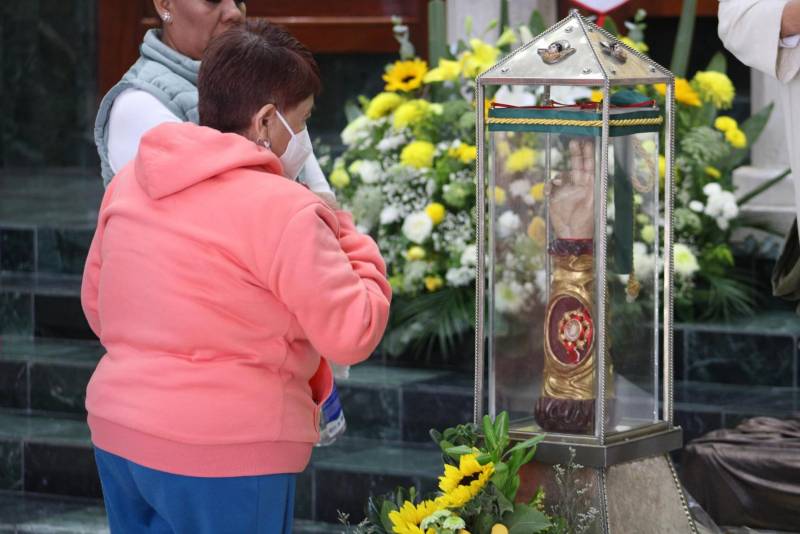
[{"xmin": 81, "ymin": 122, "xmax": 391, "ymax": 477}]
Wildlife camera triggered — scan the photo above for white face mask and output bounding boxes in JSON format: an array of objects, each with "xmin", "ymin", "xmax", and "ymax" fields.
[{"xmin": 274, "ymin": 110, "xmax": 312, "ymax": 181}]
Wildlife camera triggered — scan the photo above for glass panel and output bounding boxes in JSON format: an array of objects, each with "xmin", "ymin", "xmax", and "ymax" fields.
[
  {"xmin": 605, "ymin": 131, "xmax": 661, "ymax": 434},
  {"xmin": 489, "ymin": 126, "xmax": 601, "ymax": 436}
]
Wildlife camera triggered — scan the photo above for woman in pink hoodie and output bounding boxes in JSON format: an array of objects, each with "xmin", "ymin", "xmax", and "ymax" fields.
[{"xmin": 81, "ymin": 20, "xmax": 391, "ymax": 534}]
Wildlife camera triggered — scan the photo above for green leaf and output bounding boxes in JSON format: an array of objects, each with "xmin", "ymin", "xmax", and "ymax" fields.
[
  {"xmin": 727, "ymin": 104, "xmax": 774, "ymax": 169},
  {"xmin": 483, "ymin": 414, "xmax": 499, "ymax": 451},
  {"xmin": 705, "ymin": 52, "xmax": 727, "ymax": 74},
  {"xmin": 504, "ymin": 435, "xmax": 545, "ymax": 458},
  {"xmin": 474, "ymin": 512, "xmax": 496, "ymax": 534},
  {"xmin": 503, "ymin": 503, "xmax": 552, "ymax": 534},
  {"xmin": 670, "ymin": 0, "xmax": 697, "ymax": 76},
  {"xmin": 603, "ymin": 17, "xmax": 619, "ymax": 36},
  {"xmin": 528, "ymin": 10, "xmax": 546, "ymax": 36},
  {"xmin": 380, "ymin": 500, "xmax": 398, "ymax": 533},
  {"xmin": 494, "ymin": 411, "xmax": 509, "ymax": 450},
  {"xmin": 446, "ymin": 445, "xmax": 474, "ymax": 457},
  {"xmin": 737, "ymin": 167, "xmax": 790, "ymax": 206}
]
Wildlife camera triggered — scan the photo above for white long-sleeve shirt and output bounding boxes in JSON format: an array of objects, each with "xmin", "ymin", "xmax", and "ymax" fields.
[
  {"xmin": 718, "ymin": 0, "xmax": 800, "ymax": 244},
  {"xmin": 106, "ymin": 88, "xmax": 333, "ymax": 194}
]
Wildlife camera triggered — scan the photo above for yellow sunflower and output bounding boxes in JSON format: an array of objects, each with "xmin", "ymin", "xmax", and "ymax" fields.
[
  {"xmin": 436, "ymin": 453, "xmax": 495, "ymax": 509},
  {"xmin": 389, "ymin": 500, "xmax": 439, "ymax": 534},
  {"xmin": 384, "ymin": 59, "xmax": 429, "ymax": 92}
]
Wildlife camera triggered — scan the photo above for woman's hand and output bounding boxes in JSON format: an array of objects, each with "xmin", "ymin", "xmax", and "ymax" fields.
[{"xmin": 782, "ymin": 0, "xmax": 800, "ymax": 38}]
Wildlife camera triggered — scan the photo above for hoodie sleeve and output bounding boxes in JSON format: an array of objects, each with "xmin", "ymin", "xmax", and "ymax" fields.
[
  {"xmin": 81, "ymin": 181, "xmax": 117, "ymax": 338},
  {"xmin": 267, "ymin": 203, "xmax": 392, "ymax": 365}
]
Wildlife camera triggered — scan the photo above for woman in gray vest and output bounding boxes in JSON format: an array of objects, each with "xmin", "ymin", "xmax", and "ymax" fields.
[{"xmin": 94, "ymin": 0, "xmax": 335, "ymax": 202}]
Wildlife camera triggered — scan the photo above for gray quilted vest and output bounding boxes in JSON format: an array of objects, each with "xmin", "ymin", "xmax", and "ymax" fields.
[{"xmin": 94, "ymin": 29, "xmax": 200, "ymax": 187}]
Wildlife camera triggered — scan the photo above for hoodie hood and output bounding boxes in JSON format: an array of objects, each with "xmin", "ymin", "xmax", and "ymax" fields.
[{"xmin": 134, "ymin": 122, "xmax": 283, "ymax": 199}]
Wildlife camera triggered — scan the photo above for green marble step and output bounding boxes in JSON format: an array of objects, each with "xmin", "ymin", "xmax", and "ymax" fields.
[
  {"xmin": 0, "ymin": 337, "xmax": 475, "ymax": 443},
  {"xmin": 0, "ymin": 409, "xmax": 443, "ymax": 525}
]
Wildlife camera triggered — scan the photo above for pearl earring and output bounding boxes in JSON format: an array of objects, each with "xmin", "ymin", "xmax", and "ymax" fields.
[{"xmin": 161, "ymin": 11, "xmax": 173, "ymax": 24}]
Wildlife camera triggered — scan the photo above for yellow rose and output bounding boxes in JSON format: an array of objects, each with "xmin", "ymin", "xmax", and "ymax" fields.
[
  {"xmin": 725, "ymin": 128, "xmax": 747, "ymax": 148},
  {"xmin": 406, "ymin": 246, "xmax": 426, "ymax": 261},
  {"xmin": 527, "ymin": 216, "xmax": 546, "ymax": 246},
  {"xmin": 400, "ymin": 140, "xmax": 436, "ymax": 169},
  {"xmin": 330, "ymin": 167, "xmax": 350, "ymax": 189},
  {"xmin": 425, "ymin": 203, "xmax": 446, "ymax": 225},
  {"xmin": 494, "ymin": 186, "xmax": 507, "ymax": 205},
  {"xmin": 714, "ymin": 116, "xmax": 738, "ymax": 133},
  {"xmin": 393, "ymin": 99, "xmax": 430, "ymax": 130},
  {"xmin": 506, "ymin": 147, "xmax": 537, "ymax": 173},
  {"xmin": 425, "ymin": 275, "xmax": 444, "ymax": 292},
  {"xmin": 530, "ymin": 183, "xmax": 545, "ymax": 202},
  {"xmin": 366, "ymin": 92, "xmax": 404, "ymax": 119}
]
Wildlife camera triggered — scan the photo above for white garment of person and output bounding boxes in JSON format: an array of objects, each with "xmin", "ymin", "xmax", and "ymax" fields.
[
  {"xmin": 107, "ymin": 88, "xmax": 334, "ymax": 194},
  {"xmin": 718, "ymin": 0, "xmax": 800, "ymax": 244}
]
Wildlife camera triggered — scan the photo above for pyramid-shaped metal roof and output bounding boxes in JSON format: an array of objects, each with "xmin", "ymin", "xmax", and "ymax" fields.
[{"xmin": 479, "ymin": 10, "xmax": 672, "ymax": 86}]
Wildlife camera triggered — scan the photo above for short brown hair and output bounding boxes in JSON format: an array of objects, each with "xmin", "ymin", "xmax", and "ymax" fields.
[{"xmin": 198, "ymin": 20, "xmax": 322, "ymax": 133}]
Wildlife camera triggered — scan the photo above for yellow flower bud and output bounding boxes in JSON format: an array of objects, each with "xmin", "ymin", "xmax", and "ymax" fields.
[
  {"xmin": 425, "ymin": 202, "xmax": 446, "ymax": 225},
  {"xmin": 406, "ymin": 246, "xmax": 426, "ymax": 261},
  {"xmin": 704, "ymin": 166, "xmax": 721, "ymax": 179},
  {"xmin": 424, "ymin": 275, "xmax": 443, "ymax": 292},
  {"xmin": 725, "ymin": 128, "xmax": 747, "ymax": 149},
  {"xmin": 494, "ymin": 186, "xmax": 507, "ymax": 205},
  {"xmin": 330, "ymin": 167, "xmax": 350, "ymax": 189},
  {"xmin": 529, "ymin": 183, "xmax": 545, "ymax": 202},
  {"xmin": 714, "ymin": 116, "xmax": 738, "ymax": 133}
]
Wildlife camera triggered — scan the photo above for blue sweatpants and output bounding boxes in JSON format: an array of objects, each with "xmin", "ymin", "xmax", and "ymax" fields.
[{"xmin": 94, "ymin": 448, "xmax": 296, "ymax": 534}]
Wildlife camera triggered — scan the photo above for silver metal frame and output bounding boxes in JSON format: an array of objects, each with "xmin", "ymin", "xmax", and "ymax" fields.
[{"xmin": 474, "ymin": 10, "xmax": 679, "ymax": 465}]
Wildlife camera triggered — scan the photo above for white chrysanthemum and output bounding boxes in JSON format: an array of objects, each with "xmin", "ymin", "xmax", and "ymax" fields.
[
  {"xmin": 703, "ymin": 186, "xmax": 738, "ymax": 230},
  {"xmin": 497, "ymin": 211, "xmax": 521, "ymax": 239},
  {"xmin": 534, "ymin": 269, "xmax": 547, "ymax": 296},
  {"xmin": 674, "ymin": 243, "xmax": 700, "ymax": 278},
  {"xmin": 402, "ymin": 212, "xmax": 433, "ymax": 244},
  {"xmin": 446, "ymin": 266, "xmax": 475, "ymax": 287},
  {"xmin": 357, "ymin": 160, "xmax": 383, "ymax": 184},
  {"xmin": 380, "ymin": 205, "xmax": 401, "ymax": 225},
  {"xmin": 460, "ymin": 244, "xmax": 477, "ymax": 267},
  {"xmin": 495, "ymin": 280, "xmax": 525, "ymax": 314},
  {"xmin": 377, "ymin": 134, "xmax": 406, "ymax": 152},
  {"xmin": 509, "ymin": 178, "xmax": 532, "ymax": 198},
  {"xmin": 633, "ymin": 242, "xmax": 656, "ymax": 280},
  {"xmin": 341, "ymin": 115, "xmax": 371, "ymax": 146},
  {"xmin": 689, "ymin": 200, "xmax": 704, "ymax": 213}
]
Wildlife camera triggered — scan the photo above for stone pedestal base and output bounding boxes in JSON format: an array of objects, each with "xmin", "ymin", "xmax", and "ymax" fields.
[{"xmin": 518, "ymin": 454, "xmax": 697, "ymax": 533}]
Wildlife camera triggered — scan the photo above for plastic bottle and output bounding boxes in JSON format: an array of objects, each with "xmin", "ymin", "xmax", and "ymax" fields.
[{"xmin": 316, "ymin": 381, "xmax": 347, "ymax": 447}]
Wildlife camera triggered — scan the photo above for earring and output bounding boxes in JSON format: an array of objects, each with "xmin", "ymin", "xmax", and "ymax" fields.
[
  {"xmin": 161, "ymin": 11, "xmax": 173, "ymax": 24},
  {"xmin": 257, "ymin": 138, "xmax": 271, "ymax": 149}
]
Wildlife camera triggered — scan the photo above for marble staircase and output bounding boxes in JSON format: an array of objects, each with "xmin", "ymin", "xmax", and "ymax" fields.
[{"xmin": 0, "ymin": 170, "xmax": 798, "ymax": 533}]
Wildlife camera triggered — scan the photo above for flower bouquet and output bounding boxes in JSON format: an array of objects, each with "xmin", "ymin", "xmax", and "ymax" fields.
[{"xmin": 339, "ymin": 411, "xmax": 598, "ymax": 534}]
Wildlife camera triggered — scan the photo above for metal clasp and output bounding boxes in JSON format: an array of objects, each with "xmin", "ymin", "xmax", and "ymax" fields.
[
  {"xmin": 538, "ymin": 40, "xmax": 576, "ymax": 65},
  {"xmin": 600, "ymin": 40, "xmax": 627, "ymax": 64}
]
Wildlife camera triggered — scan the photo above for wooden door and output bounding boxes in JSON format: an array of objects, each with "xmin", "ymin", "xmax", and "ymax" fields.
[{"xmin": 98, "ymin": 0, "xmax": 429, "ymax": 96}]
